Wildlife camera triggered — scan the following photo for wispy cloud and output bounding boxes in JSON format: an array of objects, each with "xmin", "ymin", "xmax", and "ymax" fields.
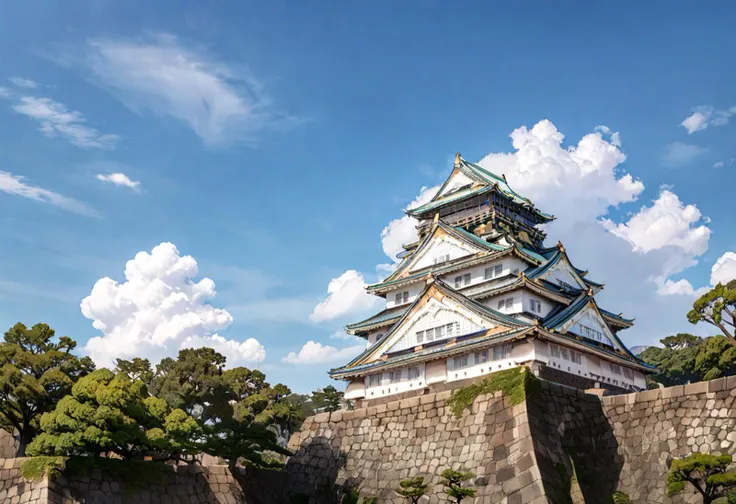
[
  {"xmin": 96, "ymin": 172, "xmax": 140, "ymax": 191},
  {"xmin": 8, "ymin": 77, "xmax": 38, "ymax": 89},
  {"xmin": 681, "ymin": 105, "xmax": 736, "ymax": 134},
  {"xmin": 12, "ymin": 96, "xmax": 120, "ymax": 149},
  {"xmin": 713, "ymin": 158, "xmax": 734, "ymax": 168},
  {"xmin": 80, "ymin": 33, "xmax": 297, "ymax": 147},
  {"xmin": 662, "ymin": 142, "xmax": 707, "ymax": 168},
  {"xmin": 0, "ymin": 171, "xmax": 100, "ymax": 218},
  {"xmin": 0, "ymin": 87, "xmax": 12, "ymax": 99}
]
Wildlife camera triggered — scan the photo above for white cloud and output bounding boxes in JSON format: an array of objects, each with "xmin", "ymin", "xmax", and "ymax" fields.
[
  {"xmin": 711, "ymin": 252, "xmax": 736, "ymax": 286},
  {"xmin": 656, "ymin": 278, "xmax": 695, "ymax": 296},
  {"xmin": 309, "ymin": 270, "xmax": 379, "ymax": 323},
  {"xmin": 81, "ymin": 242, "xmax": 265, "ymax": 368},
  {"xmin": 96, "ymin": 172, "xmax": 141, "ymax": 190},
  {"xmin": 12, "ymin": 96, "xmax": 120, "ymax": 149},
  {"xmin": 478, "ymin": 119, "xmax": 643, "ymax": 230},
  {"xmin": 713, "ymin": 158, "xmax": 734, "ymax": 169},
  {"xmin": 600, "ymin": 190, "xmax": 709, "ymax": 256},
  {"xmin": 0, "ymin": 170, "xmax": 100, "ymax": 217},
  {"xmin": 594, "ymin": 124, "xmax": 621, "ymax": 147},
  {"xmin": 8, "ymin": 77, "xmax": 38, "ymax": 89},
  {"xmin": 662, "ymin": 142, "xmax": 707, "ymax": 168},
  {"xmin": 283, "ymin": 340, "xmax": 363, "ymax": 365},
  {"xmin": 680, "ymin": 105, "xmax": 735, "ymax": 134},
  {"xmin": 0, "ymin": 87, "xmax": 12, "ymax": 99},
  {"xmin": 380, "ymin": 185, "xmax": 439, "ymax": 262},
  {"xmin": 714, "ymin": 161, "xmax": 725, "ymax": 168},
  {"xmin": 82, "ymin": 33, "xmax": 294, "ymax": 147}
]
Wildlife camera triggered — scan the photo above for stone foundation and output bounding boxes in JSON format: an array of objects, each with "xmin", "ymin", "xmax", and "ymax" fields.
[{"xmin": 2, "ymin": 375, "xmax": 735, "ymax": 503}]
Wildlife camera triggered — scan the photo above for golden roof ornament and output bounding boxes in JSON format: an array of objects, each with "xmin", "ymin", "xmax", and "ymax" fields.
[
  {"xmin": 556, "ymin": 241, "xmax": 565, "ymax": 252},
  {"xmin": 454, "ymin": 152, "xmax": 461, "ymax": 167},
  {"xmin": 587, "ymin": 287, "xmax": 594, "ymax": 296}
]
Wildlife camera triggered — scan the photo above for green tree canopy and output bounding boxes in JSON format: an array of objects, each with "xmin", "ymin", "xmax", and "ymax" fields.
[
  {"xmin": 0, "ymin": 322, "xmax": 94, "ymax": 456},
  {"xmin": 688, "ymin": 280, "xmax": 736, "ymax": 345},
  {"xmin": 148, "ymin": 348, "xmax": 294, "ymax": 467},
  {"xmin": 396, "ymin": 476, "xmax": 429, "ymax": 503},
  {"xmin": 27, "ymin": 368, "xmax": 200, "ymax": 461},
  {"xmin": 667, "ymin": 453, "xmax": 736, "ymax": 504},
  {"xmin": 440, "ymin": 469, "xmax": 476, "ymax": 503},
  {"xmin": 640, "ymin": 335, "xmax": 736, "ymax": 387},
  {"xmin": 312, "ymin": 385, "xmax": 344, "ymax": 413},
  {"xmin": 661, "ymin": 333, "xmax": 700, "ymax": 350}
]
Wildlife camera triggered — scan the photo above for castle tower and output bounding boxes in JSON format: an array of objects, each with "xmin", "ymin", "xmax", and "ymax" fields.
[{"xmin": 330, "ymin": 154, "xmax": 653, "ymax": 403}]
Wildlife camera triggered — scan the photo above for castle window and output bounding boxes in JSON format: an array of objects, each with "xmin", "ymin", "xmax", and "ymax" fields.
[
  {"xmin": 463, "ymin": 273, "xmax": 471, "ymax": 285},
  {"xmin": 368, "ymin": 374, "xmax": 381, "ymax": 388},
  {"xmin": 434, "ymin": 254, "xmax": 450, "ymax": 265},
  {"xmin": 455, "ymin": 276, "xmax": 462, "ymax": 288},
  {"xmin": 408, "ymin": 366, "xmax": 421, "ymax": 380},
  {"xmin": 416, "ymin": 330, "xmax": 424, "ymax": 344},
  {"xmin": 453, "ymin": 355, "xmax": 469, "ymax": 369},
  {"xmin": 550, "ymin": 344, "xmax": 560, "ymax": 358},
  {"xmin": 492, "ymin": 345, "xmax": 512, "ymax": 361},
  {"xmin": 560, "ymin": 347, "xmax": 570, "ymax": 361},
  {"xmin": 497, "ymin": 297, "xmax": 514, "ymax": 311},
  {"xmin": 569, "ymin": 350, "xmax": 582, "ymax": 365},
  {"xmin": 475, "ymin": 350, "xmax": 489, "ymax": 365},
  {"xmin": 529, "ymin": 299, "xmax": 542, "ymax": 313},
  {"xmin": 623, "ymin": 367, "xmax": 634, "ymax": 379},
  {"xmin": 389, "ymin": 370, "xmax": 402, "ymax": 383},
  {"xmin": 610, "ymin": 363, "xmax": 622, "ymax": 375},
  {"xmin": 394, "ymin": 291, "xmax": 409, "ymax": 305},
  {"xmin": 485, "ymin": 264, "xmax": 503, "ymax": 280}
]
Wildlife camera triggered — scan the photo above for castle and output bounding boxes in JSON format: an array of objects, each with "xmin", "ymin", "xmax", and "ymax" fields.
[{"xmin": 330, "ymin": 154, "xmax": 653, "ymax": 402}]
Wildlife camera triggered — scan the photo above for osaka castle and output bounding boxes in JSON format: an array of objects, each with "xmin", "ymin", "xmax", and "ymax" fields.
[{"xmin": 330, "ymin": 153, "xmax": 654, "ymax": 403}]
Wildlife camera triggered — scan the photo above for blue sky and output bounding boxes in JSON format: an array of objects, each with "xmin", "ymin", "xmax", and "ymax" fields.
[{"xmin": 1, "ymin": 1, "xmax": 735, "ymax": 393}]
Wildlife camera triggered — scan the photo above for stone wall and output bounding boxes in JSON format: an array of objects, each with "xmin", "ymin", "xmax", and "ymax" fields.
[
  {"xmin": 0, "ymin": 458, "xmax": 51, "ymax": 504},
  {"xmin": 2, "ymin": 374, "xmax": 736, "ymax": 503},
  {"xmin": 0, "ymin": 458, "xmax": 293, "ymax": 504},
  {"xmin": 600, "ymin": 375, "xmax": 736, "ymax": 503},
  {"xmin": 0, "ymin": 429, "xmax": 18, "ymax": 458},
  {"xmin": 285, "ymin": 374, "xmax": 736, "ymax": 504},
  {"xmin": 286, "ymin": 388, "xmax": 545, "ymax": 504}
]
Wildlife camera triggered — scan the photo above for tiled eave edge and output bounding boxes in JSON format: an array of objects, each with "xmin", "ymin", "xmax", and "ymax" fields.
[{"xmin": 330, "ymin": 326, "xmax": 654, "ymax": 380}]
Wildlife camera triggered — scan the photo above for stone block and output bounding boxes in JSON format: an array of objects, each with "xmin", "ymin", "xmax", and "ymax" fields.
[{"xmin": 684, "ymin": 381, "xmax": 709, "ymax": 396}]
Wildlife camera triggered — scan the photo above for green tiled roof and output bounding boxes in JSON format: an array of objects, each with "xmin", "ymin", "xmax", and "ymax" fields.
[
  {"xmin": 408, "ymin": 186, "xmax": 492, "ymax": 215},
  {"xmin": 408, "ymin": 158, "xmax": 553, "ymax": 220},
  {"xmin": 346, "ymin": 305, "xmax": 409, "ymax": 333}
]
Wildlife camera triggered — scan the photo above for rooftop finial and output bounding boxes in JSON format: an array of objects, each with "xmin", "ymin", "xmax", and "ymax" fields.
[
  {"xmin": 502, "ymin": 173, "xmax": 507, "ymax": 183},
  {"xmin": 557, "ymin": 241, "xmax": 565, "ymax": 252},
  {"xmin": 454, "ymin": 152, "xmax": 461, "ymax": 167},
  {"xmin": 587, "ymin": 287, "xmax": 594, "ymax": 296}
]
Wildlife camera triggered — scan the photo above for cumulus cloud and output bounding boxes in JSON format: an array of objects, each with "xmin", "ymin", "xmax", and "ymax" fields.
[
  {"xmin": 656, "ymin": 278, "xmax": 696, "ymax": 296},
  {"xmin": 594, "ymin": 125, "xmax": 621, "ymax": 147},
  {"xmin": 680, "ymin": 105, "xmax": 736, "ymax": 134},
  {"xmin": 662, "ymin": 142, "xmax": 708, "ymax": 168},
  {"xmin": 0, "ymin": 171, "xmax": 100, "ymax": 217},
  {"xmin": 600, "ymin": 190, "xmax": 709, "ymax": 257},
  {"xmin": 96, "ymin": 172, "xmax": 141, "ymax": 190},
  {"xmin": 309, "ymin": 270, "xmax": 379, "ymax": 323},
  {"xmin": 8, "ymin": 77, "xmax": 38, "ymax": 89},
  {"xmin": 12, "ymin": 96, "xmax": 120, "ymax": 149},
  {"xmin": 81, "ymin": 242, "xmax": 265, "ymax": 368},
  {"xmin": 282, "ymin": 340, "xmax": 363, "ymax": 365},
  {"xmin": 711, "ymin": 252, "xmax": 736, "ymax": 286},
  {"xmin": 478, "ymin": 119, "xmax": 643, "ymax": 229},
  {"xmin": 81, "ymin": 33, "xmax": 296, "ymax": 147}
]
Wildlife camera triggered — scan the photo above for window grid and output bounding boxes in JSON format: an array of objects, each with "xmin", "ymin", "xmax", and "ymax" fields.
[
  {"xmin": 408, "ymin": 366, "xmax": 421, "ymax": 380},
  {"xmin": 484, "ymin": 264, "xmax": 503, "ymax": 280},
  {"xmin": 394, "ymin": 291, "xmax": 410, "ymax": 305}
]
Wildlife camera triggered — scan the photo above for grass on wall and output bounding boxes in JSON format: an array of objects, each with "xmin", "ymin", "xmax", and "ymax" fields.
[{"xmin": 445, "ymin": 367, "xmax": 539, "ymax": 418}]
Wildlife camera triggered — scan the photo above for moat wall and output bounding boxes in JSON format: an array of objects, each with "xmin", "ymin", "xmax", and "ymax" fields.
[
  {"xmin": 284, "ymin": 374, "xmax": 736, "ymax": 504},
  {"xmin": 2, "ymin": 374, "xmax": 735, "ymax": 503}
]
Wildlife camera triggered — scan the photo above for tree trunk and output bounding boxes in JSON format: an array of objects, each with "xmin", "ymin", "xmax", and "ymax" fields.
[{"xmin": 15, "ymin": 427, "xmax": 35, "ymax": 457}]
